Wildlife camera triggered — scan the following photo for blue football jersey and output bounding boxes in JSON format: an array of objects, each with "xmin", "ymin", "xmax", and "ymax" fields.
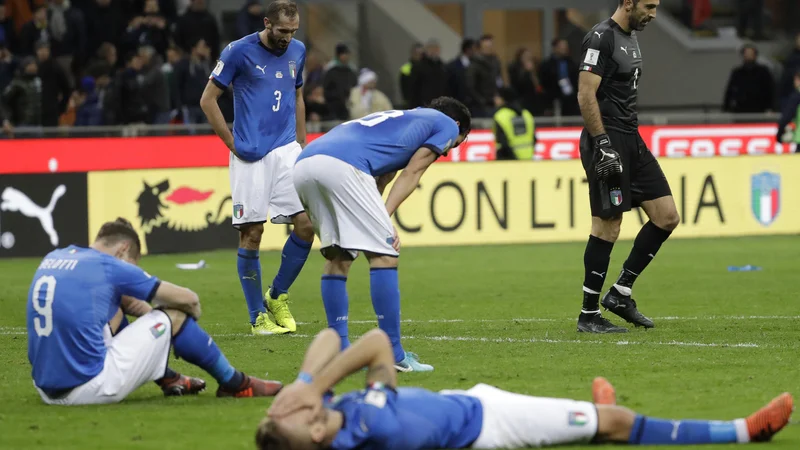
[
  {"xmin": 329, "ymin": 386, "xmax": 483, "ymax": 450},
  {"xmin": 27, "ymin": 246, "xmax": 161, "ymax": 391},
  {"xmin": 210, "ymin": 33, "xmax": 305, "ymax": 162},
  {"xmin": 297, "ymin": 108, "xmax": 460, "ymax": 177}
]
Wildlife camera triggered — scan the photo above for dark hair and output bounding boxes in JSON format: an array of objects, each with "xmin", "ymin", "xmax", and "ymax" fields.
[
  {"xmin": 255, "ymin": 419, "xmax": 291, "ymax": 450},
  {"xmin": 428, "ymin": 97, "xmax": 471, "ymax": 136},
  {"xmin": 266, "ymin": 1, "xmax": 298, "ymax": 23},
  {"xmin": 619, "ymin": 0, "xmax": 639, "ymax": 5},
  {"xmin": 740, "ymin": 43, "xmax": 758, "ymax": 56},
  {"xmin": 96, "ymin": 217, "xmax": 141, "ymax": 259},
  {"xmin": 461, "ymin": 38, "xmax": 475, "ymax": 53},
  {"xmin": 479, "ymin": 34, "xmax": 493, "ymax": 43}
]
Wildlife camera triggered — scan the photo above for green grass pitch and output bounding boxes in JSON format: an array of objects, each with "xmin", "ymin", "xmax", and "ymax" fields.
[{"xmin": 0, "ymin": 236, "xmax": 797, "ymax": 449}]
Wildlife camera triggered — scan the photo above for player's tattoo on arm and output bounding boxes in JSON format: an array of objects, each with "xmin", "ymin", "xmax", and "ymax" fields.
[{"xmin": 366, "ymin": 363, "xmax": 394, "ymax": 386}]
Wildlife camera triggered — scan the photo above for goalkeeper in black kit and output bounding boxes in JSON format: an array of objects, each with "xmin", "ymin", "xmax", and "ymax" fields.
[{"xmin": 575, "ymin": 0, "xmax": 680, "ymax": 333}]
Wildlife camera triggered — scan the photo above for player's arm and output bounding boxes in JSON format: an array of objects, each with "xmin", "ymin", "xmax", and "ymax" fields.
[
  {"xmin": 151, "ymin": 281, "xmax": 202, "ymax": 320},
  {"xmin": 295, "ymin": 87, "xmax": 307, "ymax": 147},
  {"xmin": 200, "ymin": 81, "xmax": 236, "ymax": 155},
  {"xmin": 294, "ymin": 329, "xmax": 342, "ymax": 380},
  {"xmin": 385, "ymin": 148, "xmax": 438, "ymax": 216},
  {"xmin": 121, "ymin": 295, "xmax": 152, "ymax": 317},
  {"xmin": 578, "ymin": 72, "xmax": 605, "ymax": 137},
  {"xmin": 375, "ymin": 171, "xmax": 397, "ymax": 195}
]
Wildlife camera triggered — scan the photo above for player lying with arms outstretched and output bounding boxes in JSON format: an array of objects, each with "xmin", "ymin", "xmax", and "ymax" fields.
[
  {"xmin": 27, "ymin": 218, "xmax": 283, "ymax": 405},
  {"xmin": 258, "ymin": 328, "xmax": 793, "ymax": 449}
]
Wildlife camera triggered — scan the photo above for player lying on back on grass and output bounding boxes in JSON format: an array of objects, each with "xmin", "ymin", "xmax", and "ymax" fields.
[
  {"xmin": 27, "ymin": 217, "xmax": 283, "ymax": 405},
  {"xmin": 292, "ymin": 97, "xmax": 472, "ymax": 372},
  {"xmin": 258, "ymin": 328, "xmax": 793, "ymax": 449}
]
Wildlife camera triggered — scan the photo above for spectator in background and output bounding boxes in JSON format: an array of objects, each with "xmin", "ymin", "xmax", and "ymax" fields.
[
  {"xmin": 47, "ymin": 0, "xmax": 86, "ymax": 79},
  {"xmin": 777, "ymin": 71, "xmax": 800, "ymax": 145},
  {"xmin": 174, "ymin": 0, "xmax": 219, "ymax": 62},
  {"xmin": 162, "ymin": 44, "xmax": 181, "ymax": 119},
  {"xmin": 323, "ymin": 42, "xmax": 357, "ymax": 121},
  {"xmin": 446, "ymin": 37, "xmax": 475, "ymax": 107},
  {"xmin": 493, "ymin": 87, "xmax": 535, "ymax": 161},
  {"xmin": 738, "ymin": 0, "xmax": 765, "ymax": 40},
  {"xmin": 112, "ymin": 51, "xmax": 147, "ymax": 124},
  {"xmin": 409, "ymin": 38, "xmax": 447, "ymax": 108},
  {"xmin": 398, "ymin": 42, "xmax": 422, "ymax": 108},
  {"xmin": 1, "ymin": 2, "xmax": 13, "ymax": 51},
  {"xmin": 137, "ymin": 44, "xmax": 170, "ymax": 124},
  {"xmin": 303, "ymin": 49, "xmax": 325, "ymax": 88},
  {"xmin": 304, "ymin": 83, "xmax": 330, "ymax": 123},
  {"xmin": 236, "ymin": 0, "xmax": 263, "ymax": 39},
  {"xmin": 174, "ymin": 37, "xmax": 209, "ymax": 125},
  {"xmin": 123, "ymin": 0, "xmax": 169, "ymax": 58},
  {"xmin": 2, "ymin": 56, "xmax": 43, "ymax": 127},
  {"xmin": 539, "ymin": 38, "xmax": 579, "ymax": 116},
  {"xmin": 85, "ymin": 0, "xmax": 126, "ymax": 59},
  {"xmin": 92, "ymin": 41, "xmax": 118, "ymax": 76},
  {"xmin": 6, "ymin": 0, "xmax": 47, "ymax": 39},
  {"xmin": 18, "ymin": 5, "xmax": 49, "ymax": 56},
  {"xmin": 466, "ymin": 34, "xmax": 501, "ymax": 118},
  {"xmin": 779, "ymin": 33, "xmax": 800, "ymax": 107},
  {"xmin": 35, "ymin": 40, "xmax": 71, "ymax": 126},
  {"xmin": 723, "ymin": 44, "xmax": 775, "ymax": 113},
  {"xmin": 508, "ymin": 47, "xmax": 545, "ymax": 116},
  {"xmin": 0, "ymin": 36, "xmax": 19, "ymax": 93},
  {"xmin": 74, "ymin": 75, "xmax": 103, "ymax": 125},
  {"xmin": 348, "ymin": 68, "xmax": 391, "ymax": 119}
]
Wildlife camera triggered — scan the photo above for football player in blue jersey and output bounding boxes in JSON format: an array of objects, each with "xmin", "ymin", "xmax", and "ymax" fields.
[
  {"xmin": 201, "ymin": 0, "xmax": 312, "ymax": 336},
  {"xmin": 258, "ymin": 328, "xmax": 793, "ymax": 450},
  {"xmin": 293, "ymin": 97, "xmax": 472, "ymax": 372},
  {"xmin": 27, "ymin": 218, "xmax": 284, "ymax": 405}
]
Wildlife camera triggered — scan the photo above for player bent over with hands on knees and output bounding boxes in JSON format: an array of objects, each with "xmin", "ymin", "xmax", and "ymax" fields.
[
  {"xmin": 258, "ymin": 328, "xmax": 793, "ymax": 449},
  {"xmin": 292, "ymin": 97, "xmax": 471, "ymax": 372},
  {"xmin": 27, "ymin": 218, "xmax": 283, "ymax": 405}
]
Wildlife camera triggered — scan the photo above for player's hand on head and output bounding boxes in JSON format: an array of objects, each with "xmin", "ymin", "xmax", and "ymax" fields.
[
  {"xmin": 268, "ymin": 381, "xmax": 322, "ymax": 419},
  {"xmin": 592, "ymin": 134, "xmax": 623, "ymax": 180}
]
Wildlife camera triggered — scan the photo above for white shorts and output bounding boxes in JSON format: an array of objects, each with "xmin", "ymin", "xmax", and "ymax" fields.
[
  {"xmin": 35, "ymin": 310, "xmax": 172, "ymax": 406},
  {"xmin": 294, "ymin": 155, "xmax": 398, "ymax": 258},
  {"xmin": 230, "ymin": 141, "xmax": 304, "ymax": 226},
  {"xmin": 441, "ymin": 384, "xmax": 598, "ymax": 449}
]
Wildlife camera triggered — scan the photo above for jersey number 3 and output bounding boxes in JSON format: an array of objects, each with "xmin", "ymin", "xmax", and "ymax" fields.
[
  {"xmin": 32, "ymin": 275, "xmax": 56, "ymax": 337},
  {"xmin": 346, "ymin": 110, "xmax": 404, "ymax": 127},
  {"xmin": 273, "ymin": 90, "xmax": 282, "ymax": 112}
]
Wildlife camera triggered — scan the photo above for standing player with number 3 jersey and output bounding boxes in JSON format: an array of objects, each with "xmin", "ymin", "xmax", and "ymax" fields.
[
  {"xmin": 201, "ymin": 1, "xmax": 314, "ymax": 336},
  {"xmin": 293, "ymin": 97, "xmax": 472, "ymax": 372},
  {"xmin": 576, "ymin": 0, "xmax": 681, "ymax": 334}
]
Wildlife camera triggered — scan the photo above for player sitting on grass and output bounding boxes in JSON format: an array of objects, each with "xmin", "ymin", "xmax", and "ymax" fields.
[
  {"xmin": 292, "ymin": 97, "xmax": 471, "ymax": 372},
  {"xmin": 27, "ymin": 217, "xmax": 283, "ymax": 405},
  {"xmin": 259, "ymin": 328, "xmax": 793, "ymax": 449}
]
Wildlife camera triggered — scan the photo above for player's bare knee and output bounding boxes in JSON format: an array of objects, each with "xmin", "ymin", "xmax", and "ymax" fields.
[
  {"xmin": 366, "ymin": 253, "xmax": 398, "ymax": 269},
  {"xmin": 592, "ymin": 216, "xmax": 622, "ymax": 242},
  {"xmin": 595, "ymin": 405, "xmax": 636, "ymax": 442},
  {"xmin": 239, "ymin": 223, "xmax": 264, "ymax": 249},
  {"xmin": 656, "ymin": 209, "xmax": 680, "ymax": 231},
  {"xmin": 291, "ymin": 213, "xmax": 315, "ymax": 242},
  {"xmin": 324, "ymin": 256, "xmax": 352, "ymax": 276},
  {"xmin": 161, "ymin": 309, "xmax": 188, "ymax": 335}
]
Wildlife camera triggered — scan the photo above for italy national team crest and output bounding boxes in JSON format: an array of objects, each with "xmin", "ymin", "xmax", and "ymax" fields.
[
  {"xmin": 751, "ymin": 172, "xmax": 780, "ymax": 226},
  {"xmin": 289, "ymin": 61, "xmax": 297, "ymax": 79},
  {"xmin": 233, "ymin": 203, "xmax": 244, "ymax": 220},
  {"xmin": 610, "ymin": 189, "xmax": 623, "ymax": 206},
  {"xmin": 150, "ymin": 322, "xmax": 167, "ymax": 338},
  {"xmin": 568, "ymin": 411, "xmax": 588, "ymax": 426}
]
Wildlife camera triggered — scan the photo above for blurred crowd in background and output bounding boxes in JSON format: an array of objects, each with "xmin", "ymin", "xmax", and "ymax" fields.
[{"xmin": 1, "ymin": 0, "xmax": 800, "ymax": 136}]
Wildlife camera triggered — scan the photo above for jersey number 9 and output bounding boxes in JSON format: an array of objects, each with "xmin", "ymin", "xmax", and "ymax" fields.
[
  {"xmin": 345, "ymin": 110, "xmax": 404, "ymax": 127},
  {"xmin": 32, "ymin": 275, "xmax": 56, "ymax": 337}
]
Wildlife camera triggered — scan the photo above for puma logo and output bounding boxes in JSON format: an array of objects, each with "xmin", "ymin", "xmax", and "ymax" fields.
[
  {"xmin": 256, "ymin": 65, "xmax": 266, "ymax": 74},
  {"xmin": 600, "ymin": 149, "xmax": 616, "ymax": 160},
  {"xmin": 591, "ymin": 271, "xmax": 606, "ymax": 278},
  {"xmin": 241, "ymin": 272, "xmax": 258, "ymax": 281},
  {"xmin": 1, "ymin": 185, "xmax": 66, "ymax": 247},
  {"xmin": 620, "ymin": 46, "xmax": 629, "ymax": 55}
]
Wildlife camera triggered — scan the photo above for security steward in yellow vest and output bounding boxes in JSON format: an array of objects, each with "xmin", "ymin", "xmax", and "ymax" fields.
[
  {"xmin": 778, "ymin": 71, "xmax": 800, "ymax": 151},
  {"xmin": 493, "ymin": 87, "xmax": 536, "ymax": 160}
]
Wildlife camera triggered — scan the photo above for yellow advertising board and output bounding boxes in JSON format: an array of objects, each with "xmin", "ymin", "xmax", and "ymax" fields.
[{"xmin": 87, "ymin": 155, "xmax": 798, "ymax": 255}]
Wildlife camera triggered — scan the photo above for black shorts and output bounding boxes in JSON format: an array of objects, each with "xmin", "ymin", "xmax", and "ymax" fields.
[{"xmin": 579, "ymin": 129, "xmax": 672, "ymax": 219}]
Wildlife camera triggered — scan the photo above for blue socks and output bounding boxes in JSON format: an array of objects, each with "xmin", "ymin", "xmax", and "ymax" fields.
[
  {"xmin": 370, "ymin": 268, "xmax": 405, "ymax": 363},
  {"xmin": 321, "ymin": 275, "xmax": 350, "ymax": 350},
  {"xmin": 173, "ymin": 317, "xmax": 243, "ymax": 390},
  {"xmin": 238, "ymin": 248, "xmax": 265, "ymax": 324},
  {"xmin": 269, "ymin": 232, "xmax": 312, "ymax": 298},
  {"xmin": 629, "ymin": 415, "xmax": 747, "ymax": 445}
]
